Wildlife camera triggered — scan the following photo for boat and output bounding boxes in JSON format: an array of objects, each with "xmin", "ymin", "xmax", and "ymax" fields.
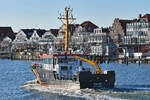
[{"xmin": 30, "ymin": 7, "xmax": 115, "ymax": 89}]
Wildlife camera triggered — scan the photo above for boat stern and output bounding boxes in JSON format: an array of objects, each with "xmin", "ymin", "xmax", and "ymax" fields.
[{"xmin": 79, "ymin": 70, "xmax": 115, "ymax": 89}]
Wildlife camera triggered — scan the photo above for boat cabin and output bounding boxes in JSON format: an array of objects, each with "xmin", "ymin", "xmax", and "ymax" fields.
[{"xmin": 38, "ymin": 54, "xmax": 86, "ymax": 80}]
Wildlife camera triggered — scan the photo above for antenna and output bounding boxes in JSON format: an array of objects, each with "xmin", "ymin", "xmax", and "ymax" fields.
[
  {"xmin": 58, "ymin": 6, "xmax": 76, "ymax": 54},
  {"xmin": 58, "ymin": 7, "xmax": 76, "ymax": 24}
]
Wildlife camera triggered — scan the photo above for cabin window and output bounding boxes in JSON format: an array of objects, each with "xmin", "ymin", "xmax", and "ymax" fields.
[
  {"xmin": 68, "ymin": 58, "xmax": 75, "ymax": 62},
  {"xmin": 58, "ymin": 58, "xmax": 75, "ymax": 63},
  {"xmin": 44, "ymin": 58, "xmax": 53, "ymax": 64},
  {"xmin": 44, "ymin": 58, "xmax": 49, "ymax": 64},
  {"xmin": 58, "ymin": 58, "xmax": 67, "ymax": 63},
  {"xmin": 54, "ymin": 57, "xmax": 57, "ymax": 64},
  {"xmin": 70, "ymin": 66, "xmax": 72, "ymax": 70},
  {"xmin": 49, "ymin": 58, "xmax": 53, "ymax": 64},
  {"xmin": 79, "ymin": 60, "xmax": 82, "ymax": 66},
  {"xmin": 61, "ymin": 66, "xmax": 68, "ymax": 70},
  {"xmin": 57, "ymin": 58, "xmax": 60, "ymax": 63}
]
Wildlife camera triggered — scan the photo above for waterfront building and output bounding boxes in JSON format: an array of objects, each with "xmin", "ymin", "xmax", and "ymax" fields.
[
  {"xmin": 88, "ymin": 28, "xmax": 116, "ymax": 57},
  {"xmin": 71, "ymin": 32, "xmax": 89, "ymax": 53},
  {"xmin": 88, "ymin": 28, "xmax": 110, "ymax": 55},
  {"xmin": 13, "ymin": 29, "xmax": 46, "ymax": 45},
  {"xmin": 39, "ymin": 30, "xmax": 57, "ymax": 53},
  {"xmin": 88, "ymin": 28, "xmax": 110, "ymax": 44},
  {"xmin": 0, "ymin": 36, "xmax": 12, "ymax": 57},
  {"xmin": 123, "ymin": 14, "xmax": 150, "ymax": 54},
  {"xmin": 39, "ymin": 30, "xmax": 57, "ymax": 45},
  {"xmin": 54, "ymin": 21, "xmax": 98, "ymax": 53},
  {"xmin": 71, "ymin": 21, "xmax": 98, "ymax": 53},
  {"xmin": 0, "ymin": 27, "xmax": 15, "ymax": 58},
  {"xmin": 13, "ymin": 29, "xmax": 28, "ymax": 45},
  {"xmin": 79, "ymin": 21, "xmax": 98, "ymax": 33},
  {"xmin": 110, "ymin": 18, "xmax": 136, "ymax": 44},
  {"xmin": 30, "ymin": 30, "xmax": 41, "ymax": 42},
  {"xmin": 12, "ymin": 29, "xmax": 47, "ymax": 56},
  {"xmin": 54, "ymin": 24, "xmax": 78, "ymax": 53},
  {"xmin": 56, "ymin": 24, "xmax": 78, "ymax": 40}
]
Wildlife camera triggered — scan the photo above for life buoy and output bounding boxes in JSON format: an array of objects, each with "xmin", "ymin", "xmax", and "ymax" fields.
[
  {"xmin": 32, "ymin": 64, "xmax": 37, "ymax": 69},
  {"xmin": 34, "ymin": 64, "xmax": 37, "ymax": 67}
]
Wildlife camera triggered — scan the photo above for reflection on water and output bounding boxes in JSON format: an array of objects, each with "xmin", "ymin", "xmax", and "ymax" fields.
[{"xmin": 0, "ymin": 59, "xmax": 150, "ymax": 100}]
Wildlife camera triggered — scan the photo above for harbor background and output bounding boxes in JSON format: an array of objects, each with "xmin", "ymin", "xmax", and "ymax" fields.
[
  {"xmin": 0, "ymin": 0, "xmax": 150, "ymax": 100},
  {"xmin": 1, "ymin": 59, "xmax": 150, "ymax": 100},
  {"xmin": 1, "ymin": 13, "xmax": 150, "ymax": 64}
]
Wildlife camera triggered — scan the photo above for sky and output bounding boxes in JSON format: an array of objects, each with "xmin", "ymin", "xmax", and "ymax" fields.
[{"xmin": 0, "ymin": 0, "xmax": 150, "ymax": 32}]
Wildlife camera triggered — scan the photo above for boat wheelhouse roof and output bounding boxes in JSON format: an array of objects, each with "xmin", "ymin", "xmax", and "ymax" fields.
[{"xmin": 39, "ymin": 53, "xmax": 87, "ymax": 58}]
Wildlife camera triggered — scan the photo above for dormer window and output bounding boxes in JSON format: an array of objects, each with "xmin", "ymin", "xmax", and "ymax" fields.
[
  {"xmin": 88, "ymin": 27, "xmax": 91, "ymax": 31},
  {"xmin": 27, "ymin": 32, "xmax": 32, "ymax": 35}
]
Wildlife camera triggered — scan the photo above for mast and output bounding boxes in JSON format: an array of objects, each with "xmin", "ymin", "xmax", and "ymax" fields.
[
  {"xmin": 65, "ymin": 7, "xmax": 69, "ymax": 53},
  {"xmin": 58, "ymin": 7, "xmax": 76, "ymax": 54}
]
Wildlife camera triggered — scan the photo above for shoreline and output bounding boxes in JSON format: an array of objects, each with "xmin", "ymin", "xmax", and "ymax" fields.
[{"xmin": 1, "ymin": 56, "xmax": 150, "ymax": 65}]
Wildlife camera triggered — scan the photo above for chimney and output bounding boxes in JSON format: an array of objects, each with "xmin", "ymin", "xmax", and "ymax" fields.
[{"xmin": 139, "ymin": 14, "xmax": 142, "ymax": 19}]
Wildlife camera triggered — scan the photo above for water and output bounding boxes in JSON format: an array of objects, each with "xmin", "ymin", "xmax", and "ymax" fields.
[{"xmin": 0, "ymin": 59, "xmax": 150, "ymax": 100}]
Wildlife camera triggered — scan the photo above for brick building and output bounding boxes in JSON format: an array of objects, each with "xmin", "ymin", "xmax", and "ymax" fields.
[{"xmin": 110, "ymin": 18, "xmax": 136, "ymax": 44}]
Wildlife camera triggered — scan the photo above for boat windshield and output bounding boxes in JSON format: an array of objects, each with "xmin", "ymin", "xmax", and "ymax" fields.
[
  {"xmin": 43, "ymin": 58, "xmax": 53, "ymax": 64},
  {"xmin": 58, "ymin": 57, "xmax": 75, "ymax": 63}
]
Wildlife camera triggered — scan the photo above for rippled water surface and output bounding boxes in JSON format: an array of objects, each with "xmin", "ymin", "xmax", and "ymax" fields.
[{"xmin": 0, "ymin": 59, "xmax": 150, "ymax": 100}]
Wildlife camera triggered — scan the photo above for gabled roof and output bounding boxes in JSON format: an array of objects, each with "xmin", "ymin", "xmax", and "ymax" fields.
[
  {"xmin": 0, "ymin": 27, "xmax": 15, "ymax": 41},
  {"xmin": 21, "ymin": 29, "xmax": 46, "ymax": 39},
  {"xmin": 49, "ymin": 29, "xmax": 59, "ymax": 37},
  {"xmin": 81, "ymin": 21, "xmax": 98, "ymax": 27},
  {"xmin": 80, "ymin": 21, "xmax": 98, "ymax": 32},
  {"xmin": 21, "ymin": 29, "xmax": 33, "ymax": 39},
  {"xmin": 3, "ymin": 36, "xmax": 12, "ymax": 41},
  {"xmin": 142, "ymin": 14, "xmax": 150, "ymax": 22},
  {"xmin": 36, "ymin": 29, "xmax": 46, "ymax": 37}
]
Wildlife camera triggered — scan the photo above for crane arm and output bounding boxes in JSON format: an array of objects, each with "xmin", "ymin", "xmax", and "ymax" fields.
[{"xmin": 73, "ymin": 56, "xmax": 102, "ymax": 74}]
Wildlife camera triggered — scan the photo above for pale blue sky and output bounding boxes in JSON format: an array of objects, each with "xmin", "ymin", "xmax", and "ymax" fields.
[{"xmin": 0, "ymin": 0, "xmax": 150, "ymax": 32}]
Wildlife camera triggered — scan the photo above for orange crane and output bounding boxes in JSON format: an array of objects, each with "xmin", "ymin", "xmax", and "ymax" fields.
[{"xmin": 73, "ymin": 56, "xmax": 102, "ymax": 74}]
